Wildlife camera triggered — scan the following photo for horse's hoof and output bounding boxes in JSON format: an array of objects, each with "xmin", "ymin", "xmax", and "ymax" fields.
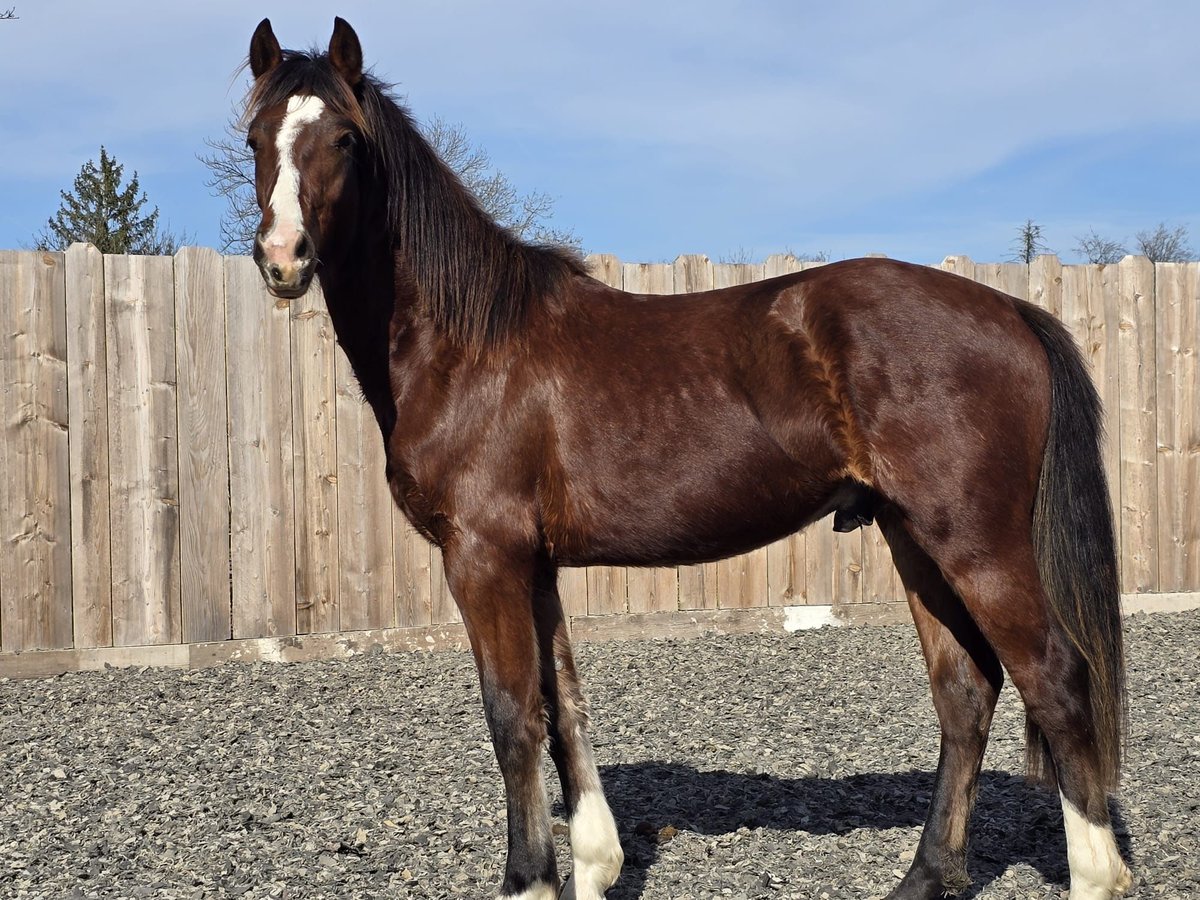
[{"xmin": 559, "ymin": 873, "xmax": 607, "ymax": 900}]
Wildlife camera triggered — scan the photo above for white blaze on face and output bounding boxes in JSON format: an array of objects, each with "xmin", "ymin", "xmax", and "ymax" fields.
[{"xmin": 265, "ymin": 95, "xmax": 326, "ymax": 255}]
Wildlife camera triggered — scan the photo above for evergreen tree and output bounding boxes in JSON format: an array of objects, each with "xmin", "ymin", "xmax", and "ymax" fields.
[
  {"xmin": 35, "ymin": 147, "xmax": 186, "ymax": 254},
  {"xmin": 1009, "ymin": 219, "xmax": 1052, "ymax": 264}
]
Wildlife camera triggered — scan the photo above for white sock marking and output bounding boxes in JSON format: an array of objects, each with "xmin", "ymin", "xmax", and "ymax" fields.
[
  {"xmin": 562, "ymin": 791, "xmax": 623, "ymax": 900},
  {"xmin": 266, "ymin": 95, "xmax": 325, "ymax": 249},
  {"xmin": 1060, "ymin": 793, "xmax": 1132, "ymax": 899}
]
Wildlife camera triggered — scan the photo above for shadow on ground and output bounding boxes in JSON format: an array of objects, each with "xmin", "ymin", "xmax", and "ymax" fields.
[{"xmin": 587, "ymin": 763, "xmax": 1129, "ymax": 899}]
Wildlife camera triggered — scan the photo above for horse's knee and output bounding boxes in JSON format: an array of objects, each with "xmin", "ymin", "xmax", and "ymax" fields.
[{"xmin": 482, "ymin": 677, "xmax": 548, "ymax": 775}]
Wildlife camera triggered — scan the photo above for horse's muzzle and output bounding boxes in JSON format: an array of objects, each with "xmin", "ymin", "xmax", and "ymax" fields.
[
  {"xmin": 254, "ymin": 231, "xmax": 317, "ymax": 299},
  {"xmin": 258, "ymin": 260, "xmax": 315, "ymax": 299}
]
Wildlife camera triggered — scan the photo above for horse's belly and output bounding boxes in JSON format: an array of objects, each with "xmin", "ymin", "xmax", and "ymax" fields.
[{"xmin": 550, "ymin": 433, "xmax": 843, "ymax": 568}]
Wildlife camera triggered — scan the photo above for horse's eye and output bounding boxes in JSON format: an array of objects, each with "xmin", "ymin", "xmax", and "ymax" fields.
[
  {"xmin": 335, "ymin": 132, "xmax": 356, "ymax": 152},
  {"xmin": 245, "ymin": 136, "xmax": 259, "ymax": 153}
]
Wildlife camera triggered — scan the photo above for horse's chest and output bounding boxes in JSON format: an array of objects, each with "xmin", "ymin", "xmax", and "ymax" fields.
[
  {"xmin": 384, "ymin": 415, "xmax": 493, "ymax": 547},
  {"xmin": 385, "ymin": 458, "xmax": 450, "ymax": 546}
]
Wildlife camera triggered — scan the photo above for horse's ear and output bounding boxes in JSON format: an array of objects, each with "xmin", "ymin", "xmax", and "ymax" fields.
[
  {"xmin": 329, "ymin": 17, "xmax": 363, "ymax": 88},
  {"xmin": 250, "ymin": 18, "xmax": 282, "ymax": 80}
]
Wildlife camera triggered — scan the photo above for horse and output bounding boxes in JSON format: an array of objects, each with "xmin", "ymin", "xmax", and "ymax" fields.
[{"xmin": 242, "ymin": 18, "xmax": 1131, "ymax": 900}]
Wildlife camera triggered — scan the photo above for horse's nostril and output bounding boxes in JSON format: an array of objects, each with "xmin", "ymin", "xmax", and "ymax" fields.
[
  {"xmin": 296, "ymin": 234, "xmax": 310, "ymax": 260},
  {"xmin": 268, "ymin": 264, "xmax": 283, "ymax": 281}
]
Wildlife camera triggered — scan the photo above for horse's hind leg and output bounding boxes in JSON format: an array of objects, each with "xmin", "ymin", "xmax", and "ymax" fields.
[
  {"xmin": 901, "ymin": 523, "xmax": 1131, "ymax": 899},
  {"xmin": 879, "ymin": 508, "xmax": 1002, "ymax": 899},
  {"xmin": 532, "ymin": 564, "xmax": 623, "ymax": 900}
]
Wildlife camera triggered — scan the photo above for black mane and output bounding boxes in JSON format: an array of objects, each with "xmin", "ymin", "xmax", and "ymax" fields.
[{"xmin": 247, "ymin": 50, "xmax": 586, "ymax": 346}]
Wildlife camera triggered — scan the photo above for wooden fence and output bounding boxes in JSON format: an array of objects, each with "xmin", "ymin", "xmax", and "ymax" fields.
[{"xmin": 0, "ymin": 246, "xmax": 1196, "ymax": 665}]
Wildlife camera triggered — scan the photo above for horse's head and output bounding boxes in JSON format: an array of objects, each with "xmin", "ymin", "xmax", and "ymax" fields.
[{"xmin": 245, "ymin": 17, "xmax": 368, "ymax": 298}]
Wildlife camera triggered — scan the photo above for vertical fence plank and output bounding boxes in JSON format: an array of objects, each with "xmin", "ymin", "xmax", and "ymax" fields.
[
  {"xmin": 672, "ymin": 254, "xmax": 721, "ymax": 610},
  {"xmin": 622, "ymin": 261, "xmax": 674, "ymax": 296},
  {"xmin": 105, "ymin": 254, "xmax": 181, "ymax": 647},
  {"xmin": 225, "ymin": 256, "xmax": 296, "ymax": 638},
  {"xmin": 1061, "ymin": 261, "xmax": 1122, "ymax": 555},
  {"xmin": 862, "ymin": 534, "xmax": 901, "ymax": 605},
  {"xmin": 557, "ymin": 570, "xmax": 589, "ymax": 619},
  {"xmin": 65, "ymin": 244, "xmax": 112, "ymax": 649},
  {"xmin": 1156, "ymin": 263, "xmax": 1199, "ymax": 591},
  {"xmin": 1059, "ymin": 262, "xmax": 1099, "ymax": 365},
  {"xmin": 585, "ymin": 567, "xmax": 626, "ymax": 618},
  {"xmin": 829, "ymin": 502, "xmax": 864, "ymax": 605},
  {"xmin": 291, "ymin": 282, "xmax": 340, "ymax": 633},
  {"xmin": 174, "ymin": 247, "xmax": 232, "ymax": 643},
  {"xmin": 0, "ymin": 251, "xmax": 72, "ymax": 651},
  {"xmin": 1029, "ymin": 254, "xmax": 1063, "ymax": 316},
  {"xmin": 336, "ymin": 353, "xmax": 395, "ymax": 631},
  {"xmin": 395, "ymin": 516, "xmax": 433, "ymax": 628},
  {"xmin": 431, "ymin": 547, "xmax": 458, "ymax": 623},
  {"xmin": 586, "ymin": 253, "xmax": 622, "ymax": 286},
  {"xmin": 558, "ymin": 571, "xmax": 589, "ymax": 619},
  {"xmin": 939, "ymin": 254, "xmax": 974, "ymax": 281},
  {"xmin": 973, "ymin": 261, "xmax": 1029, "ymax": 300},
  {"xmin": 1090, "ymin": 266, "xmax": 1122, "ymax": 524},
  {"xmin": 1117, "ymin": 256, "xmax": 1158, "ymax": 594},
  {"xmin": 1075, "ymin": 265, "xmax": 1121, "ymax": 524}
]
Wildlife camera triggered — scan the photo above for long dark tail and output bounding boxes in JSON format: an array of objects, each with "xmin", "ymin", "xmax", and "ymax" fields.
[{"xmin": 1016, "ymin": 301, "xmax": 1126, "ymax": 791}]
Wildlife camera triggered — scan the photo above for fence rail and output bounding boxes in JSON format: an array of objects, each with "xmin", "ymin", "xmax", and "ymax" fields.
[{"xmin": 0, "ymin": 247, "xmax": 1196, "ymax": 662}]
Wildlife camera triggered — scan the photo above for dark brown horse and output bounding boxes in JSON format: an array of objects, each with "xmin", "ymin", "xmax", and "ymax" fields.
[{"xmin": 243, "ymin": 18, "xmax": 1131, "ymax": 900}]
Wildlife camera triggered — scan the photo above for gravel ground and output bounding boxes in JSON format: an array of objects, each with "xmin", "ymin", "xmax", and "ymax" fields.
[{"xmin": 1, "ymin": 612, "xmax": 1196, "ymax": 900}]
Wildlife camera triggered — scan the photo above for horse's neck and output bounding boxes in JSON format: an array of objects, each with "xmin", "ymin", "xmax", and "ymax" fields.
[{"xmin": 318, "ymin": 259, "xmax": 399, "ymax": 440}]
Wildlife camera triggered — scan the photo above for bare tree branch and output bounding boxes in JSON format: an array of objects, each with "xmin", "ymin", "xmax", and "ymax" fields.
[
  {"xmin": 1074, "ymin": 229, "xmax": 1127, "ymax": 265},
  {"xmin": 197, "ymin": 113, "xmax": 259, "ymax": 254},
  {"xmin": 0, "ymin": 8, "xmax": 17, "ymax": 21},
  {"xmin": 1134, "ymin": 222, "xmax": 1195, "ymax": 262}
]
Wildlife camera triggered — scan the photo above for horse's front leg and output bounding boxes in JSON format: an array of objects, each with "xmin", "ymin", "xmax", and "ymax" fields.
[
  {"xmin": 446, "ymin": 539, "xmax": 559, "ymax": 899},
  {"xmin": 532, "ymin": 563, "xmax": 623, "ymax": 900}
]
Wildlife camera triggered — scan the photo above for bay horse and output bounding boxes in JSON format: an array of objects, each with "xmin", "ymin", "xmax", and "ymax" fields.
[{"xmin": 243, "ymin": 18, "xmax": 1131, "ymax": 900}]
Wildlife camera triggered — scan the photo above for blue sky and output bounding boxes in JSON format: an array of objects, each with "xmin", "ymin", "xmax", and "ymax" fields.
[{"xmin": 2, "ymin": 1, "xmax": 1197, "ymax": 264}]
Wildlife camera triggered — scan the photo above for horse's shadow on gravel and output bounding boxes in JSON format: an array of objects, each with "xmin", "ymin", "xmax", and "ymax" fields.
[{"xmin": 594, "ymin": 763, "xmax": 1130, "ymax": 899}]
